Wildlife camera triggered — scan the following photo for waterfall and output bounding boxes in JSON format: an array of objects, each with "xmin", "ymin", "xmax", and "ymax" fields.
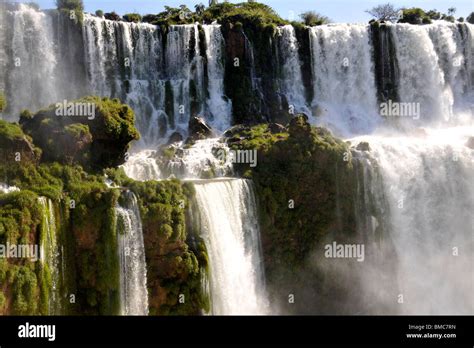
[
  {"xmin": 309, "ymin": 24, "xmax": 379, "ymax": 136},
  {"xmin": 387, "ymin": 23, "xmax": 473, "ymax": 125},
  {"xmin": 38, "ymin": 197, "xmax": 61, "ymax": 315},
  {"xmin": 276, "ymin": 25, "xmax": 309, "ymax": 115},
  {"xmin": 116, "ymin": 191, "xmax": 149, "ymax": 315},
  {"xmin": 428, "ymin": 23, "xmax": 471, "ymax": 111},
  {"xmin": 351, "ymin": 126, "xmax": 474, "ymax": 314},
  {"xmin": 0, "ymin": 183, "xmax": 20, "ymax": 194},
  {"xmin": 390, "ymin": 24, "xmax": 452, "ymax": 123},
  {"xmin": 122, "ymin": 149, "xmax": 163, "ymax": 182},
  {"xmin": 2, "ymin": 4, "xmax": 473, "ymax": 316},
  {"xmin": 3, "ymin": 4, "xmax": 471, "ymax": 139},
  {"xmin": 82, "ymin": 16, "xmax": 231, "ymax": 145},
  {"xmin": 193, "ymin": 179, "xmax": 269, "ymax": 315},
  {"xmin": 3, "ymin": 4, "xmax": 60, "ymax": 118},
  {"xmin": 203, "ymin": 25, "xmax": 232, "ymax": 131}
]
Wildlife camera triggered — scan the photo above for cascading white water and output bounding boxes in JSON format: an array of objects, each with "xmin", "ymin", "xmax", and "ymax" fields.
[
  {"xmin": 123, "ymin": 138, "xmax": 233, "ymax": 181},
  {"xmin": 116, "ymin": 191, "xmax": 149, "ymax": 316},
  {"xmin": 5, "ymin": 4, "xmax": 59, "ymax": 118},
  {"xmin": 309, "ymin": 24, "xmax": 380, "ymax": 136},
  {"xmin": 276, "ymin": 25, "xmax": 310, "ymax": 115},
  {"xmin": 390, "ymin": 23, "xmax": 453, "ymax": 123},
  {"xmin": 351, "ymin": 127, "xmax": 474, "ymax": 314},
  {"xmin": 82, "ymin": 16, "xmax": 231, "ymax": 145},
  {"xmin": 428, "ymin": 22, "xmax": 471, "ymax": 112},
  {"xmin": 203, "ymin": 25, "xmax": 232, "ymax": 131},
  {"xmin": 122, "ymin": 149, "xmax": 163, "ymax": 182},
  {"xmin": 193, "ymin": 179, "xmax": 269, "ymax": 315},
  {"xmin": 0, "ymin": 183, "xmax": 20, "ymax": 194},
  {"xmin": 38, "ymin": 197, "xmax": 61, "ymax": 315}
]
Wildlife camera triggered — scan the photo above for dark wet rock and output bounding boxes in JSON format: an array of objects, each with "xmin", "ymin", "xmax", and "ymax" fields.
[
  {"xmin": 268, "ymin": 123, "xmax": 286, "ymax": 134},
  {"xmin": 187, "ymin": 116, "xmax": 214, "ymax": 142},
  {"xmin": 356, "ymin": 142, "xmax": 371, "ymax": 152},
  {"xmin": 167, "ymin": 131, "xmax": 183, "ymax": 144}
]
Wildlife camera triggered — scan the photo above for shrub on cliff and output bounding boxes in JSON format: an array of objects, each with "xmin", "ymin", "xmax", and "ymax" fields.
[
  {"xmin": 104, "ymin": 12, "xmax": 121, "ymax": 21},
  {"xmin": 145, "ymin": 5, "xmax": 196, "ymax": 25},
  {"xmin": 398, "ymin": 8, "xmax": 431, "ymax": 24},
  {"xmin": 299, "ymin": 11, "xmax": 330, "ymax": 26},
  {"xmin": 20, "ymin": 97, "xmax": 139, "ymax": 170},
  {"xmin": 123, "ymin": 13, "xmax": 142, "ymax": 23},
  {"xmin": 213, "ymin": 2, "xmax": 287, "ymax": 27}
]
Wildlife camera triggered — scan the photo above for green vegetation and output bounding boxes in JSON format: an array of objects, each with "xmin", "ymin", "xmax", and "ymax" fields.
[
  {"xmin": 206, "ymin": 2, "xmax": 287, "ymax": 27},
  {"xmin": 140, "ymin": 2, "xmax": 287, "ymax": 27},
  {"xmin": 123, "ymin": 13, "xmax": 142, "ymax": 23},
  {"xmin": 0, "ymin": 120, "xmax": 41, "ymax": 164},
  {"xmin": 299, "ymin": 11, "xmax": 330, "ymax": 26},
  {"xmin": 0, "ymin": 161, "xmax": 120, "ymax": 314},
  {"xmin": 398, "ymin": 8, "xmax": 431, "ymax": 24},
  {"xmin": 0, "ymin": 190, "xmax": 43, "ymax": 314},
  {"xmin": 95, "ymin": 9, "xmax": 103, "ymax": 17},
  {"xmin": 131, "ymin": 180, "xmax": 208, "ymax": 315},
  {"xmin": 0, "ymin": 92, "xmax": 6, "ymax": 113},
  {"xmin": 396, "ymin": 7, "xmax": 463, "ymax": 24},
  {"xmin": 20, "ymin": 96, "xmax": 139, "ymax": 170},
  {"xmin": 55, "ymin": 0, "xmax": 84, "ymax": 24},
  {"xmin": 0, "ymin": 92, "xmax": 210, "ymax": 315},
  {"xmin": 230, "ymin": 115, "xmax": 358, "ymax": 313},
  {"xmin": 231, "ymin": 115, "xmax": 356, "ymax": 267}
]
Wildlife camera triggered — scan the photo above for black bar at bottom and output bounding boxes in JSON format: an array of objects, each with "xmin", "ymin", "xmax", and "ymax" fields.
[{"xmin": 0, "ymin": 316, "xmax": 472, "ymax": 346}]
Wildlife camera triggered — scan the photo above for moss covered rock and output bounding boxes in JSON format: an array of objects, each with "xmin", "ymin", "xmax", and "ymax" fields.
[
  {"xmin": 20, "ymin": 97, "xmax": 139, "ymax": 170},
  {"xmin": 0, "ymin": 120, "xmax": 41, "ymax": 164},
  {"xmin": 230, "ymin": 114, "xmax": 359, "ymax": 313}
]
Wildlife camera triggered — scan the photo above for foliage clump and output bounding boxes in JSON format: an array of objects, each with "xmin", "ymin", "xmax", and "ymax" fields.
[
  {"xmin": 123, "ymin": 13, "xmax": 142, "ymax": 23},
  {"xmin": 398, "ymin": 8, "xmax": 431, "ymax": 24},
  {"xmin": 55, "ymin": 0, "xmax": 84, "ymax": 24},
  {"xmin": 299, "ymin": 11, "xmax": 330, "ymax": 26}
]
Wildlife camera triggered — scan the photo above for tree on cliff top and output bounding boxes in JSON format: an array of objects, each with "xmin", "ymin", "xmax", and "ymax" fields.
[
  {"xmin": 366, "ymin": 3, "xmax": 400, "ymax": 21},
  {"xmin": 55, "ymin": 0, "xmax": 84, "ymax": 23},
  {"xmin": 299, "ymin": 11, "xmax": 330, "ymax": 26}
]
